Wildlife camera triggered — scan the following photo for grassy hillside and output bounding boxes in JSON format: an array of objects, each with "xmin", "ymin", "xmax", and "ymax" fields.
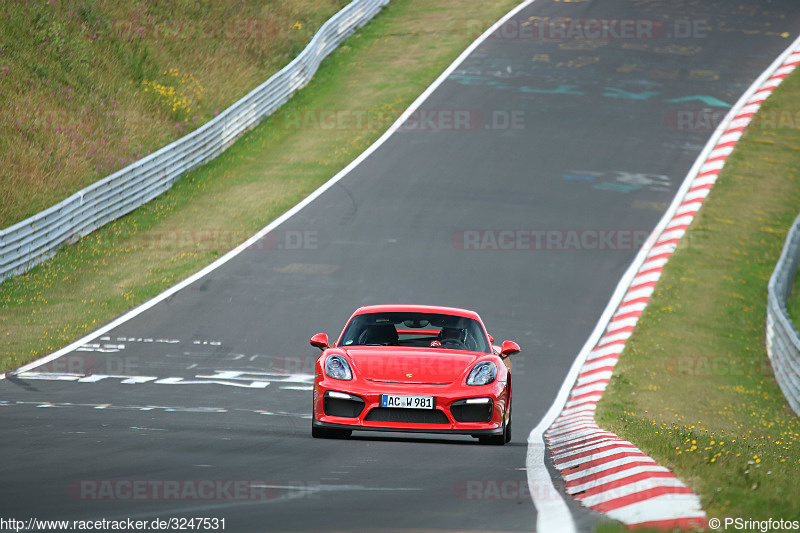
[
  {"xmin": 0, "ymin": 0, "xmax": 349, "ymax": 229},
  {"xmin": 0, "ymin": 0, "xmax": 522, "ymax": 369}
]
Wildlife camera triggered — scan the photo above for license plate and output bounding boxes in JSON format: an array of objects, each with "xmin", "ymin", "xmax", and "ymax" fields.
[{"xmin": 380, "ymin": 394, "xmax": 435, "ymax": 409}]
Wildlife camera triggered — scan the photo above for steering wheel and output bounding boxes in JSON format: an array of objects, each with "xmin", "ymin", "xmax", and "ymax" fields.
[{"xmin": 439, "ymin": 338, "xmax": 467, "ymax": 349}]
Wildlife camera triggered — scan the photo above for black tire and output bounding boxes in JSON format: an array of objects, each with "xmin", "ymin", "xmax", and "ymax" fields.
[
  {"xmin": 312, "ymin": 425, "xmax": 352, "ymax": 439},
  {"xmin": 478, "ymin": 384, "xmax": 511, "ymax": 446},
  {"xmin": 504, "ymin": 383, "xmax": 512, "ymax": 443},
  {"xmin": 312, "ymin": 394, "xmax": 352, "ymax": 439},
  {"xmin": 478, "ymin": 415, "xmax": 507, "ymax": 446}
]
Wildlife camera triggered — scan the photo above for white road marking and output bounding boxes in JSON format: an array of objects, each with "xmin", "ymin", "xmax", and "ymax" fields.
[
  {"xmin": 238, "ymin": 409, "xmax": 312, "ymax": 419},
  {"xmin": 76, "ymin": 343, "xmax": 126, "ymax": 353},
  {"xmin": 10, "ymin": 370, "xmax": 314, "ymax": 390},
  {"xmin": 2, "ymin": 400, "xmax": 308, "ymax": 418},
  {"xmin": 153, "ymin": 377, "xmax": 269, "ymax": 388}
]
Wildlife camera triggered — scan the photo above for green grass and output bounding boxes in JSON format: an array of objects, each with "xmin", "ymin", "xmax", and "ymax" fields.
[
  {"xmin": 0, "ymin": 0, "xmax": 521, "ymax": 370},
  {"xmin": 0, "ymin": 0, "xmax": 350, "ymax": 229},
  {"xmin": 596, "ymin": 69, "xmax": 800, "ymax": 523}
]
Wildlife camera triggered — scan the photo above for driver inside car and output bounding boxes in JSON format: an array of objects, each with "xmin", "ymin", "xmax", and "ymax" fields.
[
  {"xmin": 430, "ymin": 326, "xmax": 467, "ymax": 348},
  {"xmin": 360, "ymin": 324, "xmax": 399, "ymax": 345}
]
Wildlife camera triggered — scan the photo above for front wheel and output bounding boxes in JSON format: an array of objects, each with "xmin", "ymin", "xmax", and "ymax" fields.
[
  {"xmin": 478, "ymin": 387, "xmax": 511, "ymax": 446},
  {"xmin": 505, "ymin": 385, "xmax": 512, "ymax": 443},
  {"xmin": 478, "ymin": 415, "xmax": 509, "ymax": 446}
]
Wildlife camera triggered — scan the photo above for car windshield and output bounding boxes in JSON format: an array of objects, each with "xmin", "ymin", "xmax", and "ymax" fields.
[{"xmin": 339, "ymin": 312, "xmax": 490, "ymax": 352}]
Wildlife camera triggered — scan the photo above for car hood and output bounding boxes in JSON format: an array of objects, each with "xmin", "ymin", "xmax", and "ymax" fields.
[{"xmin": 342, "ymin": 347, "xmax": 484, "ymax": 384}]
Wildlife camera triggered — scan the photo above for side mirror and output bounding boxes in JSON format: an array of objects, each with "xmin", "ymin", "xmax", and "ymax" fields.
[
  {"xmin": 310, "ymin": 333, "xmax": 329, "ymax": 351},
  {"xmin": 499, "ymin": 340, "xmax": 520, "ymax": 358}
]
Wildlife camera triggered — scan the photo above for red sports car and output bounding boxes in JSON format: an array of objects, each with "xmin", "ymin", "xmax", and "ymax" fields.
[{"xmin": 310, "ymin": 304, "xmax": 520, "ymax": 445}]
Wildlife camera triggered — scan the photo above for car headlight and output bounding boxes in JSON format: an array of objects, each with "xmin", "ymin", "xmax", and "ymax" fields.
[
  {"xmin": 324, "ymin": 354, "xmax": 353, "ymax": 380},
  {"xmin": 467, "ymin": 361, "xmax": 496, "ymax": 386}
]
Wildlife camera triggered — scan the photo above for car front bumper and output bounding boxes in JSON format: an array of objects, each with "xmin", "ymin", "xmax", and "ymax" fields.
[{"xmin": 313, "ymin": 376, "xmax": 508, "ymax": 436}]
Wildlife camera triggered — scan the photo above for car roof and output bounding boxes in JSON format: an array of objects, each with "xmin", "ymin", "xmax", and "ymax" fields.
[{"xmin": 351, "ymin": 304, "xmax": 482, "ymax": 321}]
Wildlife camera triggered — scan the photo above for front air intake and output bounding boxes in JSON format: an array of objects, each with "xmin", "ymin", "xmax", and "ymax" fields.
[
  {"xmin": 364, "ymin": 408, "xmax": 449, "ymax": 424},
  {"xmin": 324, "ymin": 392, "xmax": 365, "ymax": 418},
  {"xmin": 450, "ymin": 399, "xmax": 493, "ymax": 423}
]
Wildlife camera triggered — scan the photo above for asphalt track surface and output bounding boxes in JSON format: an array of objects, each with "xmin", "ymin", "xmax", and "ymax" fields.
[{"xmin": 3, "ymin": 1, "xmax": 800, "ymax": 532}]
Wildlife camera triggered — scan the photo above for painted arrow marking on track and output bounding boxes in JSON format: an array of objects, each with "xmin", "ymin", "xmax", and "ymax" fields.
[{"xmin": 10, "ymin": 370, "xmax": 314, "ymax": 389}]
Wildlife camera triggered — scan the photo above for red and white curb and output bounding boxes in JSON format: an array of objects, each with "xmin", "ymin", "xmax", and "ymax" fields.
[{"xmin": 531, "ymin": 37, "xmax": 800, "ymax": 530}]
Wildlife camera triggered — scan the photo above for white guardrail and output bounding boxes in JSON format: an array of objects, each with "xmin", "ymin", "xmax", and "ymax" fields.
[
  {"xmin": 0, "ymin": 0, "xmax": 390, "ymax": 283},
  {"xmin": 767, "ymin": 213, "xmax": 800, "ymax": 416}
]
